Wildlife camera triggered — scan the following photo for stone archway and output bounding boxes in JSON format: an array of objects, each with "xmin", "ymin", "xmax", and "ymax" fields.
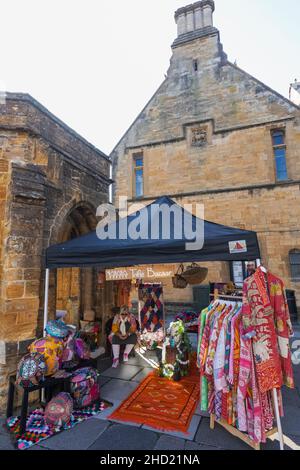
[{"xmin": 47, "ymin": 202, "xmax": 99, "ymax": 328}]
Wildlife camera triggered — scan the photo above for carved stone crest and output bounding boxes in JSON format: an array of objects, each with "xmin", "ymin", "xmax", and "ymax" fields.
[{"xmin": 191, "ymin": 127, "xmax": 207, "ymax": 147}]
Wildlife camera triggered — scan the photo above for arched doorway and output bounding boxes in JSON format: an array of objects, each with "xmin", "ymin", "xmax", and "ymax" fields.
[{"xmin": 55, "ymin": 203, "xmax": 98, "ymax": 327}]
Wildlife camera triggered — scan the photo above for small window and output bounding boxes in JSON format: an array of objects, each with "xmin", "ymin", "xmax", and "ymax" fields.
[
  {"xmin": 272, "ymin": 131, "xmax": 285, "ymax": 146},
  {"xmin": 271, "ymin": 129, "xmax": 288, "ymax": 181},
  {"xmin": 133, "ymin": 154, "xmax": 144, "ymax": 198},
  {"xmin": 193, "ymin": 59, "xmax": 198, "ymax": 72},
  {"xmin": 290, "ymin": 250, "xmax": 300, "ymax": 282}
]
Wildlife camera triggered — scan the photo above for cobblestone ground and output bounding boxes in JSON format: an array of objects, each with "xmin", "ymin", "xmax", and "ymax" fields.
[{"xmin": 1, "ymin": 328, "xmax": 300, "ymax": 451}]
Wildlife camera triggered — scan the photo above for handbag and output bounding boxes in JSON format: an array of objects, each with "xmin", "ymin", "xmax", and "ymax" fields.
[
  {"xmin": 172, "ymin": 264, "xmax": 188, "ymax": 289},
  {"xmin": 182, "ymin": 263, "xmax": 208, "ymax": 285}
]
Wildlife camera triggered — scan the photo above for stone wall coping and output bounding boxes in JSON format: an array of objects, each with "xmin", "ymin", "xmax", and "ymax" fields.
[
  {"xmin": 1, "ymin": 93, "xmax": 110, "ymax": 163},
  {"xmin": 172, "ymin": 26, "xmax": 219, "ymax": 48},
  {"xmin": 175, "ymin": 0, "xmax": 215, "ymax": 19}
]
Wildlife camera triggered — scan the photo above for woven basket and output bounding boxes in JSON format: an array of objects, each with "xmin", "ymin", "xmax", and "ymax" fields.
[
  {"xmin": 182, "ymin": 263, "xmax": 208, "ymax": 285},
  {"xmin": 172, "ymin": 264, "xmax": 188, "ymax": 289}
]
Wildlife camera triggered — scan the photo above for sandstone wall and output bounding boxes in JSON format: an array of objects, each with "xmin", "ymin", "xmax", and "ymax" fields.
[{"xmin": 0, "ymin": 94, "xmax": 111, "ymax": 411}]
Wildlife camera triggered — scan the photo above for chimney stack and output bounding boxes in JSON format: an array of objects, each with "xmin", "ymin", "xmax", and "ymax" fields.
[{"xmin": 174, "ymin": 1, "xmax": 216, "ymax": 46}]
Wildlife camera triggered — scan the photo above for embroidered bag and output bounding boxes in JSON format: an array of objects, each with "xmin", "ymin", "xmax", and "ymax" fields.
[
  {"xmin": 70, "ymin": 367, "xmax": 100, "ymax": 409},
  {"xmin": 44, "ymin": 392, "xmax": 73, "ymax": 428},
  {"xmin": 16, "ymin": 353, "xmax": 47, "ymax": 388},
  {"xmin": 29, "ymin": 336, "xmax": 64, "ymax": 376}
]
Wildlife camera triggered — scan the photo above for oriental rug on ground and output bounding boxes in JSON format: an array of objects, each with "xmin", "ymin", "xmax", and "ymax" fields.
[
  {"xmin": 6, "ymin": 401, "xmax": 111, "ymax": 450},
  {"xmin": 109, "ymin": 363, "xmax": 200, "ymax": 434}
]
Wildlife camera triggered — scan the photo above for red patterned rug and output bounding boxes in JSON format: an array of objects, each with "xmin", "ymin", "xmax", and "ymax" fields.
[{"xmin": 109, "ymin": 365, "xmax": 199, "ymax": 434}]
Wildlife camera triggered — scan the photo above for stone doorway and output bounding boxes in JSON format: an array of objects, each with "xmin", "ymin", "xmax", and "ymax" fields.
[{"xmin": 53, "ymin": 203, "xmax": 98, "ymax": 328}]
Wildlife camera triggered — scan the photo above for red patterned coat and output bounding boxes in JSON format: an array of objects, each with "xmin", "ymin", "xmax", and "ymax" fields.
[{"xmin": 242, "ymin": 267, "xmax": 294, "ymax": 394}]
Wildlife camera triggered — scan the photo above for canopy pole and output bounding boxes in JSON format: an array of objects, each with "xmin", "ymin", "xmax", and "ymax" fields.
[
  {"xmin": 41, "ymin": 268, "xmax": 50, "ymax": 404},
  {"xmin": 43, "ymin": 269, "xmax": 50, "ymax": 337}
]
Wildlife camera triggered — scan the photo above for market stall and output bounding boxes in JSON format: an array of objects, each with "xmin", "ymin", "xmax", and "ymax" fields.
[{"xmin": 13, "ymin": 196, "xmax": 285, "ymax": 449}]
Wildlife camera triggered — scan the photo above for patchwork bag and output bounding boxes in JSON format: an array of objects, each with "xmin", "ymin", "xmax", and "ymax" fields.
[
  {"xmin": 29, "ymin": 336, "xmax": 64, "ymax": 376},
  {"xmin": 44, "ymin": 392, "xmax": 73, "ymax": 428},
  {"xmin": 70, "ymin": 367, "xmax": 100, "ymax": 409},
  {"xmin": 16, "ymin": 353, "xmax": 47, "ymax": 388},
  {"xmin": 74, "ymin": 338, "xmax": 91, "ymax": 360},
  {"xmin": 45, "ymin": 320, "xmax": 69, "ymax": 339}
]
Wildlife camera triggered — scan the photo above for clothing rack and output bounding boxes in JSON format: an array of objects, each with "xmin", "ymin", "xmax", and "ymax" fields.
[
  {"xmin": 207, "ymin": 291, "xmax": 281, "ymax": 451},
  {"xmin": 210, "ymin": 293, "xmax": 243, "ymax": 302}
]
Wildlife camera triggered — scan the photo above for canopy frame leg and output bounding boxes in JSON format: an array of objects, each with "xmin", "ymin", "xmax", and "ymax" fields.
[{"xmin": 43, "ymin": 268, "xmax": 50, "ymax": 337}]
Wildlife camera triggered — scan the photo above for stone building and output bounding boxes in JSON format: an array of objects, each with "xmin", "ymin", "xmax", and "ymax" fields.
[
  {"xmin": 111, "ymin": 1, "xmax": 300, "ymax": 316},
  {"xmin": 0, "ymin": 93, "xmax": 112, "ymax": 410}
]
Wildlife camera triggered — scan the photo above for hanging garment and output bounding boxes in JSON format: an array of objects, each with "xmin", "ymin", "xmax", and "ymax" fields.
[
  {"xmin": 237, "ymin": 323, "xmax": 266, "ymax": 443},
  {"xmin": 139, "ymin": 285, "xmax": 164, "ymax": 332},
  {"xmin": 198, "ymin": 308, "xmax": 209, "ymax": 412},
  {"xmin": 242, "ymin": 267, "xmax": 294, "ymax": 394}
]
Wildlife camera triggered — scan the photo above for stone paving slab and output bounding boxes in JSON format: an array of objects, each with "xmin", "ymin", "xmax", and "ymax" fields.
[
  {"xmin": 123, "ymin": 355, "xmax": 153, "ymax": 367},
  {"xmin": 130, "ymin": 368, "xmax": 154, "ymax": 383},
  {"xmin": 99, "ymin": 376, "xmax": 111, "ymax": 387},
  {"xmin": 100, "ymin": 379, "xmax": 138, "ymax": 402},
  {"xmin": 143, "ymin": 415, "xmax": 201, "ymax": 442},
  {"xmin": 0, "ymin": 431, "xmax": 15, "ymax": 451},
  {"xmin": 281, "ymin": 405, "xmax": 300, "ymax": 436},
  {"xmin": 185, "ymin": 441, "xmax": 220, "ymax": 451},
  {"xmin": 281, "ymin": 387, "xmax": 300, "ymax": 408},
  {"xmin": 88, "ymin": 424, "xmax": 159, "ymax": 450},
  {"xmin": 154, "ymin": 435, "xmax": 185, "ymax": 450},
  {"xmin": 195, "ymin": 418, "xmax": 251, "ymax": 450},
  {"xmin": 101, "ymin": 364, "xmax": 143, "ymax": 380},
  {"xmin": 39, "ymin": 418, "xmax": 109, "ymax": 450},
  {"xmin": 98, "ymin": 357, "xmax": 113, "ymax": 373}
]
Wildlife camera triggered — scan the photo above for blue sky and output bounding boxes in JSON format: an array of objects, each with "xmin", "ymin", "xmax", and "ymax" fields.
[{"xmin": 0, "ymin": 0, "xmax": 299, "ymax": 154}]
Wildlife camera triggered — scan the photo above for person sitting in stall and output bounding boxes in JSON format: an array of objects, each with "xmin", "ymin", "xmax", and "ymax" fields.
[
  {"xmin": 105, "ymin": 307, "xmax": 120, "ymax": 356},
  {"xmin": 111, "ymin": 305, "xmax": 138, "ymax": 368}
]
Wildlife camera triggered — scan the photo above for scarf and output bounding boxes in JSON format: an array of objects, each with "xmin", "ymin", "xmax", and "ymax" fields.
[{"xmin": 120, "ymin": 316, "xmax": 128, "ymax": 336}]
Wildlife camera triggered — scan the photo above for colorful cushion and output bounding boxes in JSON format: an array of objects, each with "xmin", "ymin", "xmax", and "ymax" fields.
[
  {"xmin": 16, "ymin": 353, "xmax": 47, "ymax": 388},
  {"xmin": 44, "ymin": 392, "xmax": 73, "ymax": 428},
  {"xmin": 70, "ymin": 367, "xmax": 100, "ymax": 409},
  {"xmin": 45, "ymin": 320, "xmax": 69, "ymax": 339},
  {"xmin": 29, "ymin": 336, "xmax": 64, "ymax": 376}
]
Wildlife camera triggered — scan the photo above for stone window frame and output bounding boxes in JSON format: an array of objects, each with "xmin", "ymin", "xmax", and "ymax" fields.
[
  {"xmin": 132, "ymin": 152, "xmax": 144, "ymax": 199},
  {"xmin": 289, "ymin": 249, "xmax": 300, "ymax": 283},
  {"xmin": 271, "ymin": 128, "xmax": 288, "ymax": 182}
]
